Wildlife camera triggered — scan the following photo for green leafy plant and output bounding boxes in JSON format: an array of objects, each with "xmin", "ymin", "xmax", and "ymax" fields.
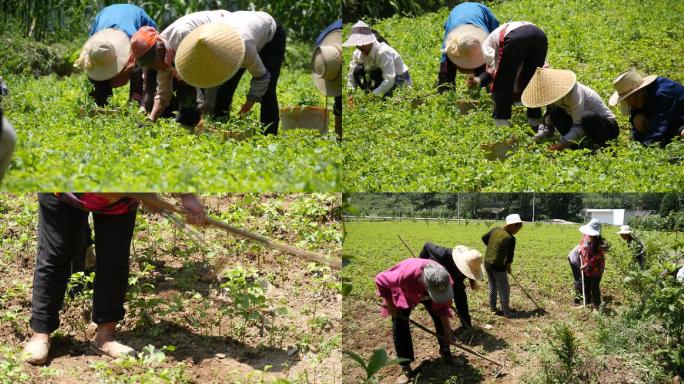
[{"xmin": 342, "ymin": 348, "xmax": 408, "ymax": 383}]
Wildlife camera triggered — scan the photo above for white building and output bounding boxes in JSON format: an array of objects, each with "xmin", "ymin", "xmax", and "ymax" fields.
[{"xmin": 582, "ymin": 209, "xmax": 650, "ymax": 226}]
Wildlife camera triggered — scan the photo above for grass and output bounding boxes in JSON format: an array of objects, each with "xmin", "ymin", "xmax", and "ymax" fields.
[
  {"xmin": 1, "ymin": 40, "xmax": 342, "ymax": 192},
  {"xmin": 341, "ymin": 219, "xmax": 678, "ymax": 382},
  {"xmin": 342, "ymin": 0, "xmax": 684, "ymax": 191}
]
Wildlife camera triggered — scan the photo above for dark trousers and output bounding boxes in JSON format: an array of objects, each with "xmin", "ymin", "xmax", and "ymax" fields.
[
  {"xmin": 583, "ymin": 274, "xmax": 602, "ymax": 307},
  {"xmin": 547, "ymin": 106, "xmax": 619, "ymax": 148},
  {"xmin": 176, "ymin": 81, "xmax": 201, "ymax": 126},
  {"xmin": 492, "ymin": 24, "xmax": 547, "ymax": 120},
  {"xmin": 569, "ymin": 260, "xmax": 583, "ymax": 303},
  {"xmin": 30, "ymin": 193, "xmax": 137, "ymax": 333},
  {"xmin": 333, "ymin": 96, "xmax": 342, "ymax": 117},
  {"xmin": 392, "ymin": 302, "xmax": 450, "ymax": 366},
  {"xmin": 353, "ymin": 65, "xmax": 383, "ymax": 93},
  {"xmin": 213, "ymin": 24, "xmax": 286, "ymax": 135}
]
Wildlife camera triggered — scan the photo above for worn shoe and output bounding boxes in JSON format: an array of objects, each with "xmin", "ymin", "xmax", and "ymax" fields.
[
  {"xmin": 23, "ymin": 339, "xmax": 50, "ymax": 365},
  {"xmin": 90, "ymin": 340, "xmax": 136, "ymax": 359},
  {"xmin": 395, "ymin": 366, "xmax": 412, "ymax": 384}
]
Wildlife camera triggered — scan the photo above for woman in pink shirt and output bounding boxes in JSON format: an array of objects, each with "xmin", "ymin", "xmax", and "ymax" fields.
[{"xmin": 375, "ymin": 258, "xmax": 454, "ymax": 384}]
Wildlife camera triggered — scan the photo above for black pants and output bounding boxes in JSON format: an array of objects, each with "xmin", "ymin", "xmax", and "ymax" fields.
[
  {"xmin": 213, "ymin": 24, "xmax": 286, "ymax": 135},
  {"xmin": 392, "ymin": 302, "xmax": 451, "ymax": 366},
  {"xmin": 492, "ymin": 24, "xmax": 547, "ymax": 120},
  {"xmin": 353, "ymin": 65, "xmax": 385, "ymax": 94},
  {"xmin": 583, "ymin": 274, "xmax": 602, "ymax": 307},
  {"xmin": 569, "ymin": 260, "xmax": 583, "ymax": 303},
  {"xmin": 176, "ymin": 81, "xmax": 202, "ymax": 126},
  {"xmin": 333, "ymin": 96, "xmax": 342, "ymax": 117},
  {"xmin": 30, "ymin": 194, "xmax": 137, "ymax": 333},
  {"xmin": 547, "ymin": 106, "xmax": 619, "ymax": 148}
]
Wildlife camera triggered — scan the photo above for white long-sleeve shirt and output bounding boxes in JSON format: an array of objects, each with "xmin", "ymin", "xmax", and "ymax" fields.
[
  {"xmin": 552, "ymin": 83, "xmax": 616, "ymax": 145},
  {"xmin": 347, "ymin": 41, "xmax": 409, "ymax": 96}
]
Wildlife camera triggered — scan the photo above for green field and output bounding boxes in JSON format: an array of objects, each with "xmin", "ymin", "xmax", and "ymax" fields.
[
  {"xmin": 342, "ymin": 0, "xmax": 684, "ymax": 192},
  {"xmin": 342, "ymin": 220, "xmax": 681, "ymax": 383},
  {"xmin": 1, "ymin": 46, "xmax": 342, "ymax": 192}
]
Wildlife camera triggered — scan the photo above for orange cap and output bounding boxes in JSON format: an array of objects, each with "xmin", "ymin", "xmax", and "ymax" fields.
[{"xmin": 131, "ymin": 26, "xmax": 159, "ymax": 59}]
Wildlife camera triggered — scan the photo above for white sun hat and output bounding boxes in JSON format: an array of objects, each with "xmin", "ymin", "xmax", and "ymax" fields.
[
  {"xmin": 616, "ymin": 225, "xmax": 634, "ymax": 235},
  {"xmin": 505, "ymin": 213, "xmax": 523, "ymax": 227},
  {"xmin": 342, "ymin": 21, "xmax": 378, "ymax": 47},
  {"xmin": 521, "ymin": 67, "xmax": 577, "ymax": 108},
  {"xmin": 75, "ymin": 28, "xmax": 131, "ymax": 81},
  {"xmin": 312, "ymin": 29, "xmax": 342, "ymax": 97},
  {"xmin": 579, "ymin": 218, "xmax": 602, "ymax": 237},
  {"xmin": 444, "ymin": 24, "xmax": 488, "ymax": 69},
  {"xmin": 608, "ymin": 68, "xmax": 658, "ymax": 106},
  {"xmin": 452, "ymin": 245, "xmax": 484, "ymax": 281},
  {"xmin": 175, "ymin": 22, "xmax": 245, "ymax": 88},
  {"xmin": 422, "ymin": 262, "xmax": 454, "ymax": 303}
]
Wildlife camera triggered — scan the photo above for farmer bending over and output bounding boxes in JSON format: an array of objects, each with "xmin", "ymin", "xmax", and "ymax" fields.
[
  {"xmin": 438, "ymin": 2, "xmax": 499, "ymax": 93},
  {"xmin": 173, "ymin": 11, "xmax": 286, "ymax": 135},
  {"xmin": 482, "ymin": 214, "xmax": 523, "ymax": 317},
  {"xmin": 521, "ymin": 68, "xmax": 618, "ymax": 150},
  {"xmin": 313, "ymin": 19, "xmax": 343, "ymax": 140},
  {"xmin": 469, "ymin": 21, "xmax": 548, "ymax": 129},
  {"xmin": 131, "ymin": 10, "xmax": 232, "ymax": 127},
  {"xmin": 419, "ymin": 242, "xmax": 484, "ymax": 331},
  {"xmin": 23, "ymin": 193, "xmax": 206, "ymax": 365},
  {"xmin": 74, "ymin": 4, "xmax": 158, "ymax": 111},
  {"xmin": 609, "ymin": 69, "xmax": 684, "ymax": 147},
  {"xmin": 344, "ymin": 21, "xmax": 411, "ymax": 102},
  {"xmin": 375, "ymin": 258, "xmax": 454, "ymax": 384},
  {"xmin": 616, "ymin": 225, "xmax": 646, "ymax": 269}
]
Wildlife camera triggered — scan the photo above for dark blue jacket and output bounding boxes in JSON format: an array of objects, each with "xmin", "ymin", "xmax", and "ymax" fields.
[{"xmin": 630, "ymin": 77, "xmax": 684, "ymax": 146}]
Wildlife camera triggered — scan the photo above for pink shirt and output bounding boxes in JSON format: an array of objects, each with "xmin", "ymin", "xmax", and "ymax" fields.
[{"xmin": 375, "ymin": 258, "xmax": 453, "ymax": 318}]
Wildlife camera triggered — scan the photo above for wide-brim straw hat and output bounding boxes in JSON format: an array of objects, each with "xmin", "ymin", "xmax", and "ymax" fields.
[
  {"xmin": 445, "ymin": 24, "xmax": 487, "ymax": 69},
  {"xmin": 175, "ymin": 22, "xmax": 245, "ymax": 88},
  {"xmin": 616, "ymin": 225, "xmax": 634, "ymax": 235},
  {"xmin": 342, "ymin": 20, "xmax": 377, "ymax": 47},
  {"xmin": 579, "ymin": 218, "xmax": 601, "ymax": 237},
  {"xmin": 521, "ymin": 68, "xmax": 577, "ymax": 108},
  {"xmin": 452, "ymin": 245, "xmax": 484, "ymax": 281},
  {"xmin": 76, "ymin": 28, "xmax": 130, "ymax": 81},
  {"xmin": 312, "ymin": 29, "xmax": 342, "ymax": 97},
  {"xmin": 608, "ymin": 68, "xmax": 657, "ymax": 106},
  {"xmin": 504, "ymin": 213, "xmax": 523, "ymax": 227}
]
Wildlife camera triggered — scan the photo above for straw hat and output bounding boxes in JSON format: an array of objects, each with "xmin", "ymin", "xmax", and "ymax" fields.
[
  {"xmin": 579, "ymin": 218, "xmax": 602, "ymax": 237},
  {"xmin": 312, "ymin": 30, "xmax": 342, "ymax": 97},
  {"xmin": 521, "ymin": 68, "xmax": 577, "ymax": 108},
  {"xmin": 342, "ymin": 21, "xmax": 377, "ymax": 47},
  {"xmin": 422, "ymin": 262, "xmax": 454, "ymax": 303},
  {"xmin": 608, "ymin": 69, "xmax": 657, "ymax": 106},
  {"xmin": 175, "ymin": 22, "xmax": 245, "ymax": 88},
  {"xmin": 452, "ymin": 245, "xmax": 484, "ymax": 281},
  {"xmin": 505, "ymin": 213, "xmax": 523, "ymax": 227},
  {"xmin": 444, "ymin": 24, "xmax": 487, "ymax": 69},
  {"xmin": 75, "ymin": 28, "xmax": 130, "ymax": 81},
  {"xmin": 616, "ymin": 225, "xmax": 634, "ymax": 235}
]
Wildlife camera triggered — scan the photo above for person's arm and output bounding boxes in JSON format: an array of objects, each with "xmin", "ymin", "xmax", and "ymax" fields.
[
  {"xmin": 142, "ymin": 68, "xmax": 156, "ymax": 113},
  {"xmin": 437, "ymin": 59, "xmax": 457, "ymax": 93},
  {"xmin": 481, "ymin": 26, "xmax": 499, "ymax": 69},
  {"xmin": 375, "ymin": 270, "xmax": 399, "ymax": 316},
  {"xmin": 482, "ymin": 229, "xmax": 493, "ymax": 246},
  {"xmin": 241, "ymin": 41, "xmax": 271, "ymax": 115},
  {"xmin": 440, "ymin": 314, "xmax": 454, "ymax": 341},
  {"xmin": 559, "ymin": 90, "xmax": 586, "ymax": 147},
  {"xmin": 508, "ymin": 236, "xmax": 516, "ymax": 266},
  {"xmin": 346, "ymin": 51, "xmax": 360, "ymax": 90},
  {"xmin": 641, "ymin": 93, "xmax": 679, "ymax": 146},
  {"xmin": 149, "ymin": 68, "xmax": 173, "ymax": 121},
  {"xmin": 371, "ymin": 51, "xmax": 396, "ymax": 96}
]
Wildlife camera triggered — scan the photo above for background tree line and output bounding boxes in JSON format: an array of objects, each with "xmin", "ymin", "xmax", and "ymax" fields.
[{"xmin": 344, "ymin": 193, "xmax": 682, "ymax": 224}]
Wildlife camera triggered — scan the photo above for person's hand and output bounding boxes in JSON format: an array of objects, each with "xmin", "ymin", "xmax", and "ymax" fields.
[
  {"xmin": 347, "ymin": 95, "xmax": 355, "ymax": 110},
  {"xmin": 506, "ymin": 264, "xmax": 512, "ymax": 275},
  {"xmin": 385, "ymin": 299, "xmax": 398, "ymax": 317},
  {"xmin": 238, "ymin": 100, "xmax": 255, "ymax": 117},
  {"xmin": 680, "ymin": 128, "xmax": 684, "ymax": 138},
  {"xmin": 466, "ymin": 75, "xmax": 481, "ymax": 89},
  {"xmin": 180, "ymin": 194, "xmax": 206, "ymax": 225},
  {"xmin": 135, "ymin": 193, "xmax": 165, "ymax": 213},
  {"xmin": 549, "ymin": 143, "xmax": 566, "ymax": 152}
]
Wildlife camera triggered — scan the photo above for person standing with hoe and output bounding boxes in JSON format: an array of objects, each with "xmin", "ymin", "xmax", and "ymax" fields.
[{"xmin": 482, "ymin": 214, "xmax": 523, "ymax": 317}]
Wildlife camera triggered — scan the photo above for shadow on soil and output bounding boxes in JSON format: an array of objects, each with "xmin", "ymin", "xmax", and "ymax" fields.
[{"xmin": 412, "ymin": 356, "xmax": 486, "ymax": 383}]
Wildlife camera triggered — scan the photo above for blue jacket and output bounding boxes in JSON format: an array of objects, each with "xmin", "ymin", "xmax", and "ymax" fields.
[
  {"xmin": 441, "ymin": 2, "xmax": 499, "ymax": 64},
  {"xmin": 630, "ymin": 77, "xmax": 684, "ymax": 146},
  {"xmin": 90, "ymin": 4, "xmax": 157, "ymax": 38},
  {"xmin": 315, "ymin": 19, "xmax": 342, "ymax": 46}
]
